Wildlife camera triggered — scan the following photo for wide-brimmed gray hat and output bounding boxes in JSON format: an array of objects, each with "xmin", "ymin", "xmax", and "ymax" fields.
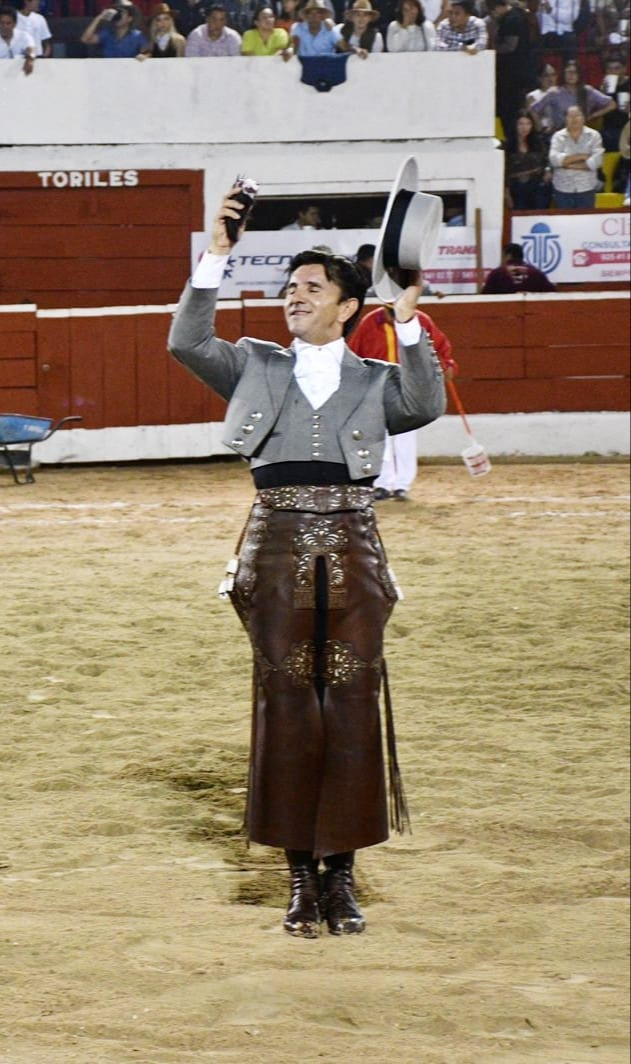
[{"xmin": 372, "ymin": 156, "xmax": 443, "ymax": 303}]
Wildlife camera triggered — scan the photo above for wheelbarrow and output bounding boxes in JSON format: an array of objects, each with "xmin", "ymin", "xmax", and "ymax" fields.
[{"xmin": 0, "ymin": 414, "xmax": 82, "ymax": 485}]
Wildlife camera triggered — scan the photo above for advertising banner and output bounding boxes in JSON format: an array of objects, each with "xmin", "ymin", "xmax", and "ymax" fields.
[
  {"xmin": 511, "ymin": 213, "xmax": 630, "ymax": 284},
  {"xmin": 191, "ymin": 227, "xmax": 501, "ymax": 297}
]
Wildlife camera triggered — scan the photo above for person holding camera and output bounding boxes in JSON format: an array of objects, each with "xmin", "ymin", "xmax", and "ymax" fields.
[{"xmin": 81, "ymin": 0, "xmax": 148, "ymax": 57}]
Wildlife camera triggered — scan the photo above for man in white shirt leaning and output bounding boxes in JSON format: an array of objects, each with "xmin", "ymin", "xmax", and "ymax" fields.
[{"xmin": 0, "ymin": 4, "xmax": 36, "ymax": 73}]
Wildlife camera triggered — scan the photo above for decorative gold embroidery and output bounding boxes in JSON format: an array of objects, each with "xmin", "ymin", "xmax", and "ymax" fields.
[
  {"xmin": 322, "ymin": 640, "xmax": 368, "ymax": 687},
  {"xmin": 281, "ymin": 640, "xmax": 316, "ymax": 687},
  {"xmin": 258, "ymin": 485, "xmax": 374, "ymax": 513},
  {"xmin": 237, "ymin": 507, "xmax": 270, "ymax": 601},
  {"xmin": 293, "ymin": 517, "xmax": 349, "ymax": 609}
]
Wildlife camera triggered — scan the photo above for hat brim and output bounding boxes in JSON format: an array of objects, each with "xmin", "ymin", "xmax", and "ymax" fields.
[{"xmin": 372, "ymin": 156, "xmax": 443, "ymax": 304}]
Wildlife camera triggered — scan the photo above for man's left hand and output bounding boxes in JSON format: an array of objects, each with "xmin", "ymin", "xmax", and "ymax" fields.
[{"xmin": 393, "ymin": 271, "xmax": 422, "ymax": 322}]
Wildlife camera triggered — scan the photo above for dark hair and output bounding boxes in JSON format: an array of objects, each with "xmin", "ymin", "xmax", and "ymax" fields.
[
  {"xmin": 561, "ymin": 60, "xmax": 588, "ymax": 115},
  {"xmin": 508, "ymin": 109, "xmax": 545, "ymax": 154},
  {"xmin": 341, "ymin": 15, "xmax": 377, "ymax": 49},
  {"xmin": 356, "ymin": 243, "xmax": 376, "ymax": 262},
  {"xmin": 451, "ymin": 0, "xmax": 474, "ymax": 12},
  {"xmin": 503, "ymin": 242, "xmax": 524, "ymax": 263},
  {"xmin": 287, "ymin": 249, "xmax": 368, "ymax": 337},
  {"xmin": 0, "ymin": 4, "xmax": 18, "ymax": 21},
  {"xmin": 395, "ymin": 0, "xmax": 424, "ymax": 24}
]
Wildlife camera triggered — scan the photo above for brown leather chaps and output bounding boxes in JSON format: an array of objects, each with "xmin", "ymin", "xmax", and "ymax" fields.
[{"xmin": 228, "ymin": 485, "xmax": 404, "ymax": 858}]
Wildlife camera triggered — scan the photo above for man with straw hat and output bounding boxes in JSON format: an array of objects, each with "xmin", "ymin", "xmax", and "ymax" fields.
[
  {"xmin": 284, "ymin": 0, "xmax": 341, "ymax": 57},
  {"xmin": 168, "ymin": 169, "xmax": 446, "ymax": 940}
]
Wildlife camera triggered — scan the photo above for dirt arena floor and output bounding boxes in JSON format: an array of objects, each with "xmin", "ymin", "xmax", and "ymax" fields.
[{"xmin": 0, "ymin": 459, "xmax": 629, "ymax": 1064}]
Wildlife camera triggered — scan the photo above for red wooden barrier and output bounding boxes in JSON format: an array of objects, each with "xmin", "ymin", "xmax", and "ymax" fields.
[{"xmin": 0, "ymin": 297, "xmax": 628, "ymax": 427}]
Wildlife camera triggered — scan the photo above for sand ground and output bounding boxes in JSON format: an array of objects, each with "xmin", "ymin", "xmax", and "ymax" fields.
[{"xmin": 0, "ymin": 459, "xmax": 629, "ymax": 1064}]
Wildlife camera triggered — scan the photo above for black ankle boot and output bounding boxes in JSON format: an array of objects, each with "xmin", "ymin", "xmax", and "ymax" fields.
[
  {"xmin": 321, "ymin": 852, "xmax": 366, "ymax": 936},
  {"xmin": 283, "ymin": 851, "xmax": 321, "ymax": 939}
]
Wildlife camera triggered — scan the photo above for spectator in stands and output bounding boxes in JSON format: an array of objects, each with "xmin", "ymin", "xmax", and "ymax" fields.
[
  {"xmin": 505, "ymin": 110, "xmax": 553, "ymax": 208},
  {"xmin": 619, "ymin": 119, "xmax": 630, "ymax": 204},
  {"xmin": 16, "ymin": 0, "xmax": 50, "ymax": 57},
  {"xmin": 436, "ymin": 0, "xmax": 488, "ymax": 51},
  {"xmin": 222, "ymin": 0, "xmax": 258, "ymax": 33},
  {"xmin": 185, "ymin": 3, "xmax": 242, "ymax": 51},
  {"xmin": 531, "ymin": 59, "xmax": 616, "ymax": 133},
  {"xmin": 137, "ymin": 3, "xmax": 184, "ymax": 56},
  {"xmin": 482, "ymin": 242, "xmax": 557, "ymax": 292},
  {"xmin": 170, "ymin": 0, "xmax": 206, "ymax": 36},
  {"xmin": 0, "ymin": 3, "xmax": 35, "ymax": 71},
  {"xmin": 337, "ymin": 0, "xmax": 384, "ymax": 56},
  {"xmin": 537, "ymin": 0, "xmax": 583, "ymax": 61},
  {"xmin": 595, "ymin": 0, "xmax": 630, "ymax": 58},
  {"xmin": 81, "ymin": 1, "xmax": 148, "ymax": 57},
  {"xmin": 241, "ymin": 4, "xmax": 290, "ymax": 51},
  {"xmin": 386, "ymin": 0, "xmax": 436, "ymax": 49},
  {"xmin": 599, "ymin": 55, "xmax": 631, "ymax": 151},
  {"xmin": 275, "ymin": 0, "xmax": 301, "ymax": 29},
  {"xmin": 138, "ymin": 3, "xmax": 186, "ymax": 55},
  {"xmin": 281, "ymin": 202, "xmax": 322, "ymax": 228},
  {"xmin": 526, "ymin": 61, "xmax": 558, "ymax": 136},
  {"xmin": 355, "ymin": 242, "xmax": 375, "ymax": 291},
  {"xmin": 285, "ymin": 0, "xmax": 341, "ymax": 56},
  {"xmin": 549, "ymin": 103, "xmax": 605, "ymax": 207},
  {"xmin": 488, "ymin": 0, "xmax": 534, "ymax": 139}
]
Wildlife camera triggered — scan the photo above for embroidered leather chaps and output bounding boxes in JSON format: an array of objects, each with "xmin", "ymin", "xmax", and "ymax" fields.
[{"xmin": 229, "ymin": 486, "xmax": 402, "ymax": 858}]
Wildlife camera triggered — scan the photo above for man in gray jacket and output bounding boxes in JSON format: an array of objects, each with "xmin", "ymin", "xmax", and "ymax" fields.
[{"xmin": 168, "ymin": 186, "xmax": 446, "ymax": 940}]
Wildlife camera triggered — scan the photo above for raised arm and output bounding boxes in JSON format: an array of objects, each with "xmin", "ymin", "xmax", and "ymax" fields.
[
  {"xmin": 167, "ymin": 189, "xmax": 253, "ymax": 399},
  {"xmin": 382, "ymin": 278, "xmax": 447, "ymax": 432}
]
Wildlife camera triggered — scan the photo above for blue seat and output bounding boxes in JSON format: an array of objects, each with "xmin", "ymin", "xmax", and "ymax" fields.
[{"xmin": 0, "ymin": 414, "xmax": 82, "ymax": 485}]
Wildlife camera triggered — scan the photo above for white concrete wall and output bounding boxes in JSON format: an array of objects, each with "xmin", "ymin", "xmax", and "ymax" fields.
[{"xmin": 0, "ymin": 52, "xmax": 504, "ymax": 231}]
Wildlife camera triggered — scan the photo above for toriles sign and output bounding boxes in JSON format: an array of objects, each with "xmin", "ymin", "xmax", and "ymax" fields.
[{"xmin": 36, "ymin": 170, "xmax": 140, "ymax": 188}]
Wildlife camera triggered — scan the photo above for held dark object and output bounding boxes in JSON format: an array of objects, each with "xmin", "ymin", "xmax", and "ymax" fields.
[{"xmin": 224, "ymin": 176, "xmax": 259, "ymax": 245}]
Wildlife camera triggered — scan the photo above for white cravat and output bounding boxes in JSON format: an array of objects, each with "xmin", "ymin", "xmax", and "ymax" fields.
[{"xmin": 292, "ymin": 338, "xmax": 345, "ymax": 410}]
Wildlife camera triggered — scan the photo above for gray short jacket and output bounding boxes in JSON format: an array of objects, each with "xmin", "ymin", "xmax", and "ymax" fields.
[{"xmin": 168, "ymin": 283, "xmax": 446, "ymax": 481}]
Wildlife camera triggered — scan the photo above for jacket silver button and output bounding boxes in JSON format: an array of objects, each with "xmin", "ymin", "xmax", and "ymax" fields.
[
  {"xmin": 352, "ymin": 430, "xmax": 363, "ymax": 441},
  {"xmin": 362, "ymin": 463, "xmax": 373, "ymax": 473},
  {"xmin": 242, "ymin": 424, "xmax": 254, "ymax": 434},
  {"xmin": 312, "ymin": 451, "xmax": 321, "ymax": 458},
  {"xmin": 231, "ymin": 439, "xmax": 244, "ymax": 448},
  {"xmin": 357, "ymin": 448, "xmax": 370, "ymax": 459},
  {"xmin": 250, "ymin": 412, "xmax": 263, "ymax": 420}
]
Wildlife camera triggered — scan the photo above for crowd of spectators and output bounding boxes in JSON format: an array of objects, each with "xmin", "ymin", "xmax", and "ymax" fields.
[{"xmin": 2, "ymin": 0, "xmax": 629, "ymax": 206}]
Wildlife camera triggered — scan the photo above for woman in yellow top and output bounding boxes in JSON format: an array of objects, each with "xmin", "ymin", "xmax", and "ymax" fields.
[{"xmin": 241, "ymin": 6, "xmax": 291, "ymax": 55}]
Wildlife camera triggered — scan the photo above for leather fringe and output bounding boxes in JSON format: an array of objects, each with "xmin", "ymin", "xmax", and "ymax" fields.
[{"xmin": 381, "ymin": 658, "xmax": 412, "ymax": 836}]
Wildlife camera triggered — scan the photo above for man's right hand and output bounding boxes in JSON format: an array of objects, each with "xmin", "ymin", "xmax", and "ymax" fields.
[{"xmin": 209, "ymin": 189, "xmax": 246, "ymax": 255}]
